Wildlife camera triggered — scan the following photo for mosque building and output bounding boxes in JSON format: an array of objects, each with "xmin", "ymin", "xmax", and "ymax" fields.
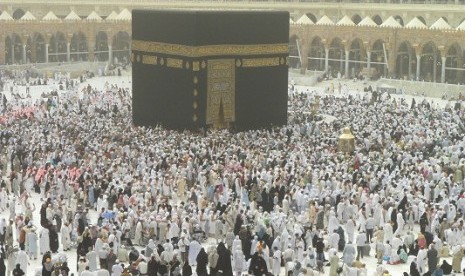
[{"xmin": 1, "ymin": 1, "xmax": 465, "ymax": 84}]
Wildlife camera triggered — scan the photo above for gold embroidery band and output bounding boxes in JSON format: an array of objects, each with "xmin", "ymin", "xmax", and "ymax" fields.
[
  {"xmin": 132, "ymin": 40, "xmax": 288, "ymax": 57},
  {"xmin": 192, "ymin": 61, "xmax": 200, "ymax": 72},
  {"xmin": 142, "ymin": 55, "xmax": 157, "ymax": 65},
  {"xmin": 166, "ymin": 58, "xmax": 183, "ymax": 69},
  {"xmin": 242, "ymin": 57, "xmax": 281, "ymax": 67}
]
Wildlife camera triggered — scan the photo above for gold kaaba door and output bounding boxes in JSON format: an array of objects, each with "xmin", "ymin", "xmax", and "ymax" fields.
[{"xmin": 206, "ymin": 59, "xmax": 235, "ymax": 129}]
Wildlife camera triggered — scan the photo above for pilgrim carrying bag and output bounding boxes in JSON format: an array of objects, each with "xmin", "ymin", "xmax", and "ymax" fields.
[{"xmin": 337, "ymin": 263, "xmax": 344, "ymax": 274}]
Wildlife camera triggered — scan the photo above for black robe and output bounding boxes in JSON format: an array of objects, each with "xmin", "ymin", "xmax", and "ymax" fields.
[
  {"xmin": 262, "ymin": 190, "xmax": 272, "ymax": 212},
  {"xmin": 129, "ymin": 249, "xmax": 140, "ymax": 263},
  {"xmin": 42, "ymin": 252, "xmax": 52, "ymax": 265},
  {"xmin": 0, "ymin": 258, "xmax": 5, "ymax": 276},
  {"xmin": 427, "ymin": 247, "xmax": 438, "ymax": 272},
  {"xmin": 216, "ymin": 243, "xmax": 233, "ymax": 276},
  {"xmin": 107, "ymin": 252, "xmax": 117, "ymax": 272},
  {"xmin": 77, "ymin": 217, "xmax": 85, "ymax": 235},
  {"xmin": 424, "ymin": 232, "xmax": 434, "ymax": 247},
  {"xmin": 249, "ymin": 253, "xmax": 268, "ymax": 276},
  {"xmin": 316, "ymin": 211, "xmax": 324, "ymax": 230},
  {"xmin": 12, "ymin": 267, "xmax": 25, "ymax": 276},
  {"xmin": 49, "ymin": 228, "xmax": 59, "ymax": 253},
  {"xmin": 239, "ymin": 228, "xmax": 252, "ymax": 259},
  {"xmin": 81, "ymin": 234, "xmax": 92, "ymax": 255},
  {"xmin": 408, "ymin": 244, "xmax": 419, "ymax": 256},
  {"xmin": 170, "ymin": 259, "xmax": 181, "ymax": 275},
  {"xmin": 196, "ymin": 248, "xmax": 208, "ymax": 274},
  {"xmin": 398, "ymin": 196, "xmax": 407, "ymax": 214},
  {"xmin": 420, "ymin": 213, "xmax": 428, "ymax": 233},
  {"xmin": 409, "ymin": 261, "xmax": 421, "ymax": 276},
  {"xmin": 147, "ymin": 258, "xmax": 158, "ymax": 276},
  {"xmin": 278, "ymin": 185, "xmax": 286, "ymax": 203},
  {"xmin": 336, "ymin": 226, "xmax": 346, "ymax": 251},
  {"xmin": 391, "ymin": 209, "xmax": 398, "ymax": 233},
  {"xmin": 40, "ymin": 204, "xmax": 47, "ymax": 226},
  {"xmin": 440, "ymin": 260, "xmax": 452, "ymax": 275},
  {"xmin": 42, "ymin": 262, "xmax": 54, "ymax": 276},
  {"xmin": 60, "ymin": 263, "xmax": 70, "ymax": 276},
  {"xmin": 182, "ymin": 262, "xmax": 192, "ymax": 276},
  {"xmin": 233, "ymin": 214, "xmax": 243, "ymax": 236}
]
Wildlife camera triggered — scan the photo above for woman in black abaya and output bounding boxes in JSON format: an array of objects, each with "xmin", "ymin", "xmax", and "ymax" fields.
[{"xmin": 216, "ymin": 242, "xmax": 233, "ymax": 276}]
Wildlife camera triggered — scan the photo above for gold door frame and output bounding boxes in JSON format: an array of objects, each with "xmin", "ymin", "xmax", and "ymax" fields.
[{"xmin": 206, "ymin": 59, "xmax": 235, "ymax": 128}]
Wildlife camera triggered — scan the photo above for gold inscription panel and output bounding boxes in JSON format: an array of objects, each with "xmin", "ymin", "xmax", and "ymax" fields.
[
  {"xmin": 132, "ymin": 40, "xmax": 288, "ymax": 58},
  {"xmin": 206, "ymin": 59, "xmax": 235, "ymax": 125},
  {"xmin": 166, "ymin": 58, "xmax": 183, "ymax": 69},
  {"xmin": 242, "ymin": 57, "xmax": 281, "ymax": 67}
]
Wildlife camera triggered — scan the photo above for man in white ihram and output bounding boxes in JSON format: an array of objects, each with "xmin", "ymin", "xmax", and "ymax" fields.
[{"xmin": 112, "ymin": 259, "xmax": 124, "ymax": 276}]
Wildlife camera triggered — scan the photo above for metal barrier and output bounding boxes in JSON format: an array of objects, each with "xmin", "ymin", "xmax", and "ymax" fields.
[
  {"xmin": 1, "ymin": 0, "xmax": 464, "ymax": 4},
  {"xmin": 378, "ymin": 77, "xmax": 465, "ymax": 98}
]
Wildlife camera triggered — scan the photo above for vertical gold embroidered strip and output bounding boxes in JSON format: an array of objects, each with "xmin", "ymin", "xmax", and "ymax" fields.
[{"xmin": 206, "ymin": 59, "xmax": 235, "ymax": 126}]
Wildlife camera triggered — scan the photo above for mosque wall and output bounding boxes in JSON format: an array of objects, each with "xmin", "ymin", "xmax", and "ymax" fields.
[
  {"xmin": 289, "ymin": 25, "xmax": 465, "ymax": 84},
  {"xmin": 4, "ymin": 2, "xmax": 465, "ymax": 26},
  {"xmin": 0, "ymin": 21, "xmax": 131, "ymax": 65},
  {"xmin": 2, "ymin": 9, "xmax": 465, "ymax": 84}
]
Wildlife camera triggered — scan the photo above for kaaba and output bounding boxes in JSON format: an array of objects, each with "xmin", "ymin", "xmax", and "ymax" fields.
[{"xmin": 132, "ymin": 9, "xmax": 289, "ymax": 131}]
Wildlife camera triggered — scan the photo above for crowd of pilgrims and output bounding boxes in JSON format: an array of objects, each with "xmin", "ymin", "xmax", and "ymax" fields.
[{"xmin": 0, "ymin": 69, "xmax": 464, "ymax": 276}]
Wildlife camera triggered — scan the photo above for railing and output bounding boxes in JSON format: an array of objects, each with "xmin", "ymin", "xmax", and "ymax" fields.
[
  {"xmin": 0, "ymin": 61, "xmax": 108, "ymax": 70},
  {"xmin": 1, "ymin": 0, "xmax": 464, "ymax": 4},
  {"xmin": 378, "ymin": 78, "xmax": 465, "ymax": 98}
]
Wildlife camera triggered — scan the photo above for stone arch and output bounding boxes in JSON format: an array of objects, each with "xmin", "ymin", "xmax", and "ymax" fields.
[
  {"xmin": 417, "ymin": 16, "xmax": 426, "ymax": 25},
  {"xmin": 372, "ymin": 15, "xmax": 383, "ymax": 26},
  {"xmin": 305, "ymin": 13, "xmax": 317, "ymax": 23},
  {"xmin": 445, "ymin": 43, "xmax": 463, "ymax": 59},
  {"xmin": 49, "ymin": 32, "xmax": 67, "ymax": 62},
  {"xmin": 5, "ymin": 34, "xmax": 23, "ymax": 64},
  {"xmin": 26, "ymin": 32, "xmax": 46, "ymax": 63},
  {"xmin": 12, "ymin": 8, "xmax": 25, "ymax": 20},
  {"xmin": 371, "ymin": 39, "xmax": 387, "ymax": 78},
  {"xmin": 348, "ymin": 38, "xmax": 365, "ymax": 78},
  {"xmin": 289, "ymin": 35, "xmax": 301, "ymax": 69},
  {"xmin": 445, "ymin": 43, "xmax": 464, "ymax": 84},
  {"xmin": 95, "ymin": 31, "xmax": 109, "ymax": 61},
  {"xmin": 351, "ymin": 14, "xmax": 362, "ymax": 25},
  {"xmin": 70, "ymin": 32, "xmax": 88, "ymax": 62},
  {"xmin": 327, "ymin": 37, "xmax": 345, "ymax": 77},
  {"xmin": 307, "ymin": 36, "xmax": 325, "ymax": 71},
  {"xmin": 4, "ymin": 37, "xmax": 12, "ymax": 64},
  {"xmin": 396, "ymin": 41, "xmax": 415, "ymax": 80},
  {"xmin": 393, "ymin": 15, "xmax": 404, "ymax": 26},
  {"xmin": 420, "ymin": 41, "xmax": 441, "ymax": 82},
  {"xmin": 112, "ymin": 31, "xmax": 130, "ymax": 64}
]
